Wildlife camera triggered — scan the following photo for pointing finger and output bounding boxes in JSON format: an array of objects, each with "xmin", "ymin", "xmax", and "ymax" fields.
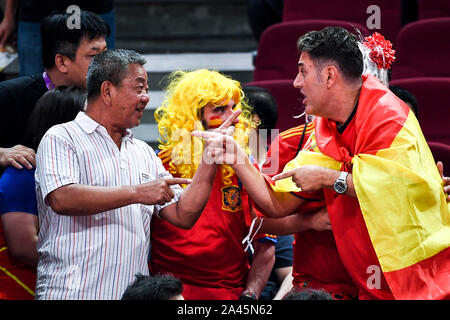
[
  {"xmin": 219, "ymin": 109, "xmax": 241, "ymax": 130},
  {"xmin": 272, "ymin": 169, "xmax": 296, "ymax": 181},
  {"xmin": 164, "ymin": 178, "xmax": 193, "ymax": 185}
]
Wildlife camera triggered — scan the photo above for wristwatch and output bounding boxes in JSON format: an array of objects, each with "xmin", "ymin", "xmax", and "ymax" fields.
[{"xmin": 333, "ymin": 171, "xmax": 349, "ymax": 194}]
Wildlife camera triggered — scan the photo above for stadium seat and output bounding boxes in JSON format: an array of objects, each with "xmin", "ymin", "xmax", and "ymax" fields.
[
  {"xmin": 282, "ymin": 0, "xmax": 402, "ymax": 42},
  {"xmin": 391, "ymin": 18, "xmax": 450, "ymax": 79},
  {"xmin": 428, "ymin": 141, "xmax": 450, "ymax": 176},
  {"xmin": 253, "ymin": 20, "xmax": 368, "ymax": 81},
  {"xmin": 244, "ymin": 79, "xmax": 306, "ymax": 132},
  {"xmin": 418, "ymin": 0, "xmax": 450, "ymax": 20},
  {"xmin": 389, "ymin": 77, "xmax": 450, "ymax": 145}
]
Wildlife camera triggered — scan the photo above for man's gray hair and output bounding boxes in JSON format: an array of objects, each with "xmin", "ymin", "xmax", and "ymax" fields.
[{"xmin": 87, "ymin": 49, "xmax": 147, "ymax": 100}]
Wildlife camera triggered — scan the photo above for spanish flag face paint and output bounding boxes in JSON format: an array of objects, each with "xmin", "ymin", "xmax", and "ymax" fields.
[
  {"xmin": 202, "ymin": 99, "xmax": 239, "ymax": 130},
  {"xmin": 207, "ymin": 115, "xmax": 223, "ymax": 129}
]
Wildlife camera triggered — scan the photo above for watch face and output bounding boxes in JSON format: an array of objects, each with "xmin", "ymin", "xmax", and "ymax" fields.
[{"xmin": 334, "ymin": 181, "xmax": 347, "ymax": 194}]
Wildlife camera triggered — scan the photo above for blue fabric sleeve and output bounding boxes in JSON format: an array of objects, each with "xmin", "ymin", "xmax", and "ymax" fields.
[
  {"xmin": 0, "ymin": 167, "xmax": 38, "ymax": 215},
  {"xmin": 258, "ymin": 234, "xmax": 278, "ymax": 245},
  {"xmin": 273, "ymin": 235, "xmax": 294, "ymax": 269}
]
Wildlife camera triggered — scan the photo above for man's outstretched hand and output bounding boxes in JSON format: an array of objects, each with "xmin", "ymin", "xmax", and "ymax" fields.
[
  {"xmin": 134, "ymin": 178, "xmax": 192, "ymax": 206},
  {"xmin": 192, "ymin": 110, "xmax": 242, "ymax": 164}
]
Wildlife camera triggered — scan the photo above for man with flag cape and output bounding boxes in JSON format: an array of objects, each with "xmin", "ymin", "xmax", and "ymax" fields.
[{"xmin": 194, "ymin": 27, "xmax": 450, "ymax": 299}]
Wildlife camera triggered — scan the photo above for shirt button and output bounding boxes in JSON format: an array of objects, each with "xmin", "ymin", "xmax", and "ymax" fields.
[
  {"xmin": 121, "ymin": 158, "xmax": 127, "ymax": 170},
  {"xmin": 302, "ymin": 280, "xmax": 309, "ymax": 288}
]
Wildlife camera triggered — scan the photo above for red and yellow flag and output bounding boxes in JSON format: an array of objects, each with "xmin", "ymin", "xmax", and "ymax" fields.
[{"xmin": 272, "ymin": 75, "xmax": 450, "ymax": 299}]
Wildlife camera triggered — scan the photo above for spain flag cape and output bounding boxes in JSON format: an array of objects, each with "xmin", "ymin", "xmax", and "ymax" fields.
[{"xmin": 273, "ymin": 75, "xmax": 450, "ymax": 299}]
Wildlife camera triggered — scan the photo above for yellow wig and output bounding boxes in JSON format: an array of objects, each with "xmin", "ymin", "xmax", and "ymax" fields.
[{"xmin": 155, "ymin": 69, "xmax": 257, "ymax": 186}]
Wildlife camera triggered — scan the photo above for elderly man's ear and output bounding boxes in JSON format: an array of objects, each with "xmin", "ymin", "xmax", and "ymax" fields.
[{"xmin": 100, "ymin": 81, "xmax": 114, "ymax": 106}]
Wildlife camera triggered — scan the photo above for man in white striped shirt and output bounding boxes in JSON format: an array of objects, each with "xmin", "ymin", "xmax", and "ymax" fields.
[{"xmin": 35, "ymin": 49, "xmax": 228, "ymax": 300}]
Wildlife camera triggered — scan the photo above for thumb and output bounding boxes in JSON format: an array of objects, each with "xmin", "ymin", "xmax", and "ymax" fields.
[{"xmin": 226, "ymin": 125, "xmax": 235, "ymax": 136}]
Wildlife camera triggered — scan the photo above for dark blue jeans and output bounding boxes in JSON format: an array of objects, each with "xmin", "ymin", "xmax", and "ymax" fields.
[{"xmin": 17, "ymin": 10, "xmax": 116, "ymax": 76}]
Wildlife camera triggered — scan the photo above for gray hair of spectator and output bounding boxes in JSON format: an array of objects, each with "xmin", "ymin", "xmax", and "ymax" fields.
[{"xmin": 86, "ymin": 49, "xmax": 147, "ymax": 100}]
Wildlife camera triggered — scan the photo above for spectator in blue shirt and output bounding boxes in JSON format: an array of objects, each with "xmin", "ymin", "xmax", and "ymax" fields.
[{"xmin": 0, "ymin": 86, "xmax": 86, "ymax": 267}]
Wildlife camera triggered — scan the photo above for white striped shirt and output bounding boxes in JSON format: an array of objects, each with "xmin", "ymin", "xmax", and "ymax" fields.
[{"xmin": 35, "ymin": 112, "xmax": 182, "ymax": 300}]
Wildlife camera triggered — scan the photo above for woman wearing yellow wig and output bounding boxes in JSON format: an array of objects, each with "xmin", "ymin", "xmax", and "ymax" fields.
[{"xmin": 149, "ymin": 69, "xmax": 277, "ymax": 300}]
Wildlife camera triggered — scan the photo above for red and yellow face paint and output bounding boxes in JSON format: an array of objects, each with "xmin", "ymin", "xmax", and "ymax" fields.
[{"xmin": 206, "ymin": 115, "xmax": 224, "ymax": 129}]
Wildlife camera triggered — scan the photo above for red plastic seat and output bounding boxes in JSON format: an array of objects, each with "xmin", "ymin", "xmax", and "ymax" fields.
[
  {"xmin": 282, "ymin": 0, "xmax": 402, "ymax": 42},
  {"xmin": 244, "ymin": 79, "xmax": 306, "ymax": 132},
  {"xmin": 389, "ymin": 77, "xmax": 450, "ymax": 145},
  {"xmin": 391, "ymin": 18, "xmax": 450, "ymax": 79},
  {"xmin": 253, "ymin": 20, "xmax": 368, "ymax": 81},
  {"xmin": 418, "ymin": 0, "xmax": 450, "ymax": 20}
]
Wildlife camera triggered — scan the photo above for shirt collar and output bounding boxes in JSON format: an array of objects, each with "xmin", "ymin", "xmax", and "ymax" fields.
[
  {"xmin": 74, "ymin": 111, "xmax": 135, "ymax": 140},
  {"xmin": 75, "ymin": 111, "xmax": 100, "ymax": 134},
  {"xmin": 336, "ymin": 103, "xmax": 358, "ymax": 134},
  {"xmin": 124, "ymin": 129, "xmax": 135, "ymax": 141}
]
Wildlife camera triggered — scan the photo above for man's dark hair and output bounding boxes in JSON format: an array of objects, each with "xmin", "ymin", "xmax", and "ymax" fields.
[
  {"xmin": 41, "ymin": 10, "xmax": 110, "ymax": 69},
  {"xmin": 297, "ymin": 26, "xmax": 363, "ymax": 82},
  {"xmin": 86, "ymin": 49, "xmax": 147, "ymax": 100},
  {"xmin": 121, "ymin": 274, "xmax": 183, "ymax": 300},
  {"xmin": 389, "ymin": 85, "xmax": 419, "ymax": 117},
  {"xmin": 22, "ymin": 86, "xmax": 87, "ymax": 150},
  {"xmin": 243, "ymin": 86, "xmax": 278, "ymax": 131},
  {"xmin": 282, "ymin": 288, "xmax": 334, "ymax": 300}
]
